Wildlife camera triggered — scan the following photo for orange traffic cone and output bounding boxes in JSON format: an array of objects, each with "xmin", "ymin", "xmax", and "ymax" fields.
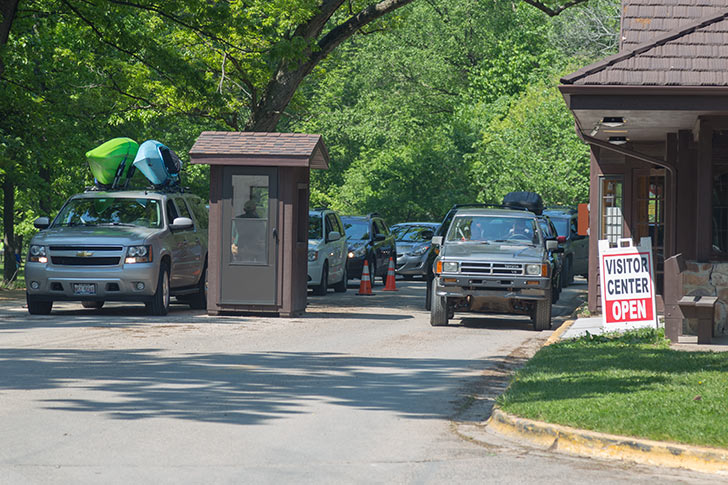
[
  {"xmin": 357, "ymin": 259, "xmax": 375, "ymax": 296},
  {"xmin": 383, "ymin": 257, "xmax": 398, "ymax": 291}
]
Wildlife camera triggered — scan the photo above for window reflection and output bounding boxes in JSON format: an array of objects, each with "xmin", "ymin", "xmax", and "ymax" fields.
[{"xmin": 231, "ymin": 175, "xmax": 269, "ymax": 264}]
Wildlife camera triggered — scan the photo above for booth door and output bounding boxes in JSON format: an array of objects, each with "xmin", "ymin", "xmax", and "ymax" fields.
[{"xmin": 220, "ymin": 167, "xmax": 278, "ymax": 305}]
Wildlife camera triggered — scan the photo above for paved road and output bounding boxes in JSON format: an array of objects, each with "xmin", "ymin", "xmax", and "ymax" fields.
[{"xmin": 0, "ymin": 279, "xmax": 715, "ymax": 483}]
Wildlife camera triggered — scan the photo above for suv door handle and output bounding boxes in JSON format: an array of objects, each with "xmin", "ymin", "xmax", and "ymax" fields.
[{"xmin": 272, "ymin": 228, "xmax": 278, "ymax": 243}]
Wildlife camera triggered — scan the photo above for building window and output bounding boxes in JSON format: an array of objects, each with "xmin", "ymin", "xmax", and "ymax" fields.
[
  {"xmin": 712, "ymin": 132, "xmax": 728, "ymax": 256},
  {"xmin": 600, "ymin": 176, "xmax": 623, "ymax": 244}
]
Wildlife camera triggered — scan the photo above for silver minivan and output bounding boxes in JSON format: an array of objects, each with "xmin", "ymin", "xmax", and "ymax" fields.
[
  {"xmin": 308, "ymin": 209, "xmax": 348, "ymax": 295},
  {"xmin": 25, "ymin": 189, "xmax": 208, "ymax": 315}
]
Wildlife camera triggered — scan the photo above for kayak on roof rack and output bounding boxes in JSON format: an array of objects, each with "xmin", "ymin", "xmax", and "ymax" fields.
[
  {"xmin": 85, "ymin": 137, "xmax": 139, "ymax": 189},
  {"xmin": 133, "ymin": 139, "xmax": 183, "ymax": 188}
]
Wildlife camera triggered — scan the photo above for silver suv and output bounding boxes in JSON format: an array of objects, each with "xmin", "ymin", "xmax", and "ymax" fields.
[{"xmin": 25, "ymin": 189, "xmax": 209, "ymax": 315}]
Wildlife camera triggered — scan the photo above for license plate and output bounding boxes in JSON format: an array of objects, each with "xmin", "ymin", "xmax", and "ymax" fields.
[{"xmin": 73, "ymin": 283, "xmax": 96, "ymax": 295}]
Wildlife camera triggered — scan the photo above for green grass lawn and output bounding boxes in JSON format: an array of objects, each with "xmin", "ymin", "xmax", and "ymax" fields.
[{"xmin": 497, "ymin": 328, "xmax": 728, "ymax": 449}]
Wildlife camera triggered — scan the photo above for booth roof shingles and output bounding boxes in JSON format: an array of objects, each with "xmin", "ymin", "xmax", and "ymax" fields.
[
  {"xmin": 189, "ymin": 132, "xmax": 329, "ymax": 169},
  {"xmin": 562, "ymin": 9, "xmax": 728, "ymax": 86}
]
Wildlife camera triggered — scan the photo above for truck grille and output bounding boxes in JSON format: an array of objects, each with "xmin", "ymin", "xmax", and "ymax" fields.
[
  {"xmin": 460, "ymin": 262, "xmax": 524, "ymax": 275},
  {"xmin": 51, "ymin": 257, "xmax": 120, "ymax": 266},
  {"xmin": 49, "ymin": 245, "xmax": 123, "ymax": 251}
]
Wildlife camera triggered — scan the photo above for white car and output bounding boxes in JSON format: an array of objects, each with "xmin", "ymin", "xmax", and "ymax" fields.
[{"xmin": 308, "ymin": 209, "xmax": 348, "ymax": 295}]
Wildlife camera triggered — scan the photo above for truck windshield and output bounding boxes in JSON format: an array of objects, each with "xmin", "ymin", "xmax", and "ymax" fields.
[
  {"xmin": 447, "ymin": 215, "xmax": 541, "ymax": 245},
  {"xmin": 55, "ymin": 197, "xmax": 162, "ymax": 228}
]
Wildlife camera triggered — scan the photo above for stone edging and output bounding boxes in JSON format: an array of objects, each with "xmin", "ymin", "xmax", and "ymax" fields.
[{"xmin": 487, "ymin": 407, "xmax": 728, "ymax": 475}]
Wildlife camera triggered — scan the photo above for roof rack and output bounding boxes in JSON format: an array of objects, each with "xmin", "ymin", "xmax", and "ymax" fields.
[
  {"xmin": 83, "ymin": 184, "xmax": 186, "ymax": 194},
  {"xmin": 449, "ymin": 203, "xmax": 529, "ymax": 212}
]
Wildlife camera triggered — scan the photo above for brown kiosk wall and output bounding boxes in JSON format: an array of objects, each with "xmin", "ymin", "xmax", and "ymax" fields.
[{"xmin": 189, "ymin": 132, "xmax": 329, "ymax": 317}]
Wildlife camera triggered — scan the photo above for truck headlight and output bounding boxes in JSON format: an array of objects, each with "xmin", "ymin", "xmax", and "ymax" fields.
[
  {"xmin": 29, "ymin": 245, "xmax": 47, "ymax": 263},
  {"xmin": 442, "ymin": 261, "xmax": 459, "ymax": 273},
  {"xmin": 125, "ymin": 245, "xmax": 152, "ymax": 264},
  {"xmin": 308, "ymin": 250, "xmax": 318, "ymax": 262},
  {"xmin": 525, "ymin": 264, "xmax": 541, "ymax": 276}
]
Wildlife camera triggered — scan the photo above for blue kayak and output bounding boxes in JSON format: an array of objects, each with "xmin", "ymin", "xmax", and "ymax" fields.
[{"xmin": 133, "ymin": 140, "xmax": 182, "ymax": 187}]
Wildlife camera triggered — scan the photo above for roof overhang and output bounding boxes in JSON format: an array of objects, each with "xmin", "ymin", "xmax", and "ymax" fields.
[
  {"xmin": 559, "ymin": 85, "xmax": 728, "ymax": 143},
  {"xmin": 188, "ymin": 132, "xmax": 330, "ymax": 170}
]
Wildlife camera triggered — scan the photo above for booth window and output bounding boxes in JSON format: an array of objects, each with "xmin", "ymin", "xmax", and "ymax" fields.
[
  {"xmin": 231, "ymin": 174, "xmax": 269, "ymax": 265},
  {"xmin": 599, "ymin": 176, "xmax": 623, "ymax": 244}
]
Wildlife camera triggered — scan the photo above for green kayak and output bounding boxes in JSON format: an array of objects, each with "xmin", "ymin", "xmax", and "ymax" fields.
[{"xmin": 86, "ymin": 138, "xmax": 139, "ymax": 187}]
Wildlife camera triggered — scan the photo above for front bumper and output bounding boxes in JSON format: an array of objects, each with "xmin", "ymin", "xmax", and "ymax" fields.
[
  {"xmin": 25, "ymin": 261, "xmax": 158, "ymax": 301},
  {"xmin": 307, "ymin": 257, "xmax": 324, "ymax": 286},
  {"xmin": 346, "ymin": 255, "xmax": 367, "ymax": 279},
  {"xmin": 396, "ymin": 253, "xmax": 428, "ymax": 276},
  {"xmin": 435, "ymin": 273, "xmax": 550, "ymax": 300}
]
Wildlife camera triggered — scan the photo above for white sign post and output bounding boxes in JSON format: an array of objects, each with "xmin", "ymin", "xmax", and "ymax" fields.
[{"xmin": 598, "ymin": 237, "xmax": 658, "ymax": 329}]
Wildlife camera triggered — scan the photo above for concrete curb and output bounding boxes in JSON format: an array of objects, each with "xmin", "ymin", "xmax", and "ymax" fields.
[
  {"xmin": 544, "ymin": 318, "xmax": 575, "ymax": 346},
  {"xmin": 487, "ymin": 407, "xmax": 728, "ymax": 475}
]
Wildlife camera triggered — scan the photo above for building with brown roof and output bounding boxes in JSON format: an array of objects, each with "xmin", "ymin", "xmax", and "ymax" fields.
[{"xmin": 559, "ymin": 0, "xmax": 728, "ymax": 341}]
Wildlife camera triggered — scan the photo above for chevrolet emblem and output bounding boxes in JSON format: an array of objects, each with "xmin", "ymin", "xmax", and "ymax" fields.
[{"xmin": 77, "ymin": 251, "xmax": 94, "ymax": 257}]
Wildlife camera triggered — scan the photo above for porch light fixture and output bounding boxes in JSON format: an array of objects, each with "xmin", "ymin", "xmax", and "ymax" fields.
[
  {"xmin": 601, "ymin": 117, "xmax": 625, "ymax": 128},
  {"xmin": 608, "ymin": 136, "xmax": 628, "ymax": 145}
]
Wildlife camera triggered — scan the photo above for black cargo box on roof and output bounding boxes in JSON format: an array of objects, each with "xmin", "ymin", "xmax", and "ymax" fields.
[{"xmin": 502, "ymin": 191, "xmax": 544, "ymax": 215}]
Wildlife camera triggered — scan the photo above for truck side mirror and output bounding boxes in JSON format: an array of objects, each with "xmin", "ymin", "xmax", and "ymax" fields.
[
  {"xmin": 34, "ymin": 217, "xmax": 50, "ymax": 229},
  {"xmin": 546, "ymin": 240, "xmax": 559, "ymax": 251},
  {"xmin": 170, "ymin": 217, "xmax": 193, "ymax": 231},
  {"xmin": 431, "ymin": 236, "xmax": 443, "ymax": 246}
]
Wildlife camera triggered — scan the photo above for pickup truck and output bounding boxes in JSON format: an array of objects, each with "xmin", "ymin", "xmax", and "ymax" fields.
[{"xmin": 429, "ymin": 207, "xmax": 561, "ymax": 330}]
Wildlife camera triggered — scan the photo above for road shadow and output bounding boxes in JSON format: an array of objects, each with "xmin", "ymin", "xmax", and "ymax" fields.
[{"xmin": 0, "ymin": 349, "xmax": 517, "ymax": 426}]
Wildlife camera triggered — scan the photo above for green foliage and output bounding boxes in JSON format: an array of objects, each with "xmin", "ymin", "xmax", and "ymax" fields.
[
  {"xmin": 469, "ymin": 76, "xmax": 591, "ymax": 206},
  {"xmin": 291, "ymin": 0, "xmax": 571, "ymax": 224}
]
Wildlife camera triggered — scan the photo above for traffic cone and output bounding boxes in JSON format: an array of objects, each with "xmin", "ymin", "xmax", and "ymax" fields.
[
  {"xmin": 383, "ymin": 257, "xmax": 398, "ymax": 291},
  {"xmin": 357, "ymin": 259, "xmax": 375, "ymax": 296}
]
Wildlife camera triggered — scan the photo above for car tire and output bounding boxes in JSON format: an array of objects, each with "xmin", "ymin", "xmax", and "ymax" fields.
[
  {"xmin": 533, "ymin": 291, "xmax": 552, "ymax": 331},
  {"xmin": 147, "ymin": 264, "xmax": 170, "ymax": 316},
  {"xmin": 27, "ymin": 294, "xmax": 52, "ymax": 315},
  {"xmin": 430, "ymin": 282, "xmax": 449, "ymax": 326},
  {"xmin": 551, "ymin": 273, "xmax": 560, "ymax": 304},
  {"xmin": 425, "ymin": 276, "xmax": 433, "ymax": 311},
  {"xmin": 189, "ymin": 263, "xmax": 208, "ymax": 310},
  {"xmin": 563, "ymin": 257, "xmax": 573, "ymax": 287},
  {"xmin": 368, "ymin": 258, "xmax": 377, "ymax": 287},
  {"xmin": 312, "ymin": 263, "xmax": 328, "ymax": 296},
  {"xmin": 332, "ymin": 265, "xmax": 347, "ymax": 293},
  {"xmin": 81, "ymin": 300, "xmax": 105, "ymax": 309}
]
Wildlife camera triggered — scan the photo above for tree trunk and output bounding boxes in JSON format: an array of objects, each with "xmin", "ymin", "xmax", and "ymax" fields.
[
  {"xmin": 2, "ymin": 175, "xmax": 17, "ymax": 281},
  {"xmin": 244, "ymin": 65, "xmax": 310, "ymax": 132},
  {"xmin": 0, "ymin": 0, "xmax": 21, "ymax": 75}
]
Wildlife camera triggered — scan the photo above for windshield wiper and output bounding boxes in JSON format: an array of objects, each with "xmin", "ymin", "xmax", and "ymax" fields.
[{"xmin": 99, "ymin": 222, "xmax": 135, "ymax": 227}]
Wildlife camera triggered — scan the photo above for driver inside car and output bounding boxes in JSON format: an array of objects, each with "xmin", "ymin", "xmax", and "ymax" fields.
[{"xmin": 507, "ymin": 219, "xmax": 534, "ymax": 240}]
